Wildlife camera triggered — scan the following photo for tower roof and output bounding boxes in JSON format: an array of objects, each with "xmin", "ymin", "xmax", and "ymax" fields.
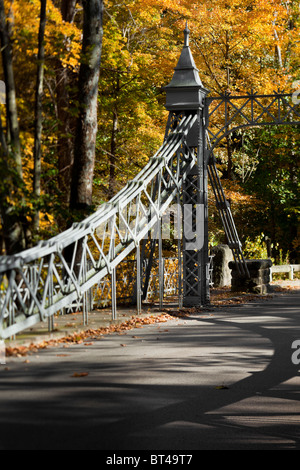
[{"xmin": 165, "ymin": 23, "xmax": 204, "ymax": 89}]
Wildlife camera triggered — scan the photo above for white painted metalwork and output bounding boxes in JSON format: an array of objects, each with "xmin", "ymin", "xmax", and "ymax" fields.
[{"xmin": 0, "ymin": 114, "xmax": 197, "ymax": 339}]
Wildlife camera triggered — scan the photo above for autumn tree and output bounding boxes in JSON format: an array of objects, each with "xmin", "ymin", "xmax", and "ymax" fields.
[
  {"xmin": 33, "ymin": 0, "xmax": 47, "ymax": 230},
  {"xmin": 0, "ymin": 0, "xmax": 30, "ymax": 254},
  {"xmin": 186, "ymin": 0, "xmax": 299, "ymax": 179},
  {"xmin": 241, "ymin": 125, "xmax": 300, "ymax": 263},
  {"xmin": 0, "ymin": 1, "xmax": 97, "ymax": 252},
  {"xmin": 55, "ymin": 0, "xmax": 78, "ymax": 207},
  {"xmin": 0, "ymin": 0, "xmax": 298, "ymax": 263},
  {"xmin": 69, "ymin": 0, "xmax": 103, "ymax": 215},
  {"xmin": 95, "ymin": 0, "xmax": 182, "ymax": 200}
]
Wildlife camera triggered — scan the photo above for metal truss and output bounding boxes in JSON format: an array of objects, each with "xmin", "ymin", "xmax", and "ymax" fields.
[
  {"xmin": 0, "ymin": 114, "xmax": 198, "ymax": 339},
  {"xmin": 205, "ymin": 91, "xmax": 300, "ymax": 156}
]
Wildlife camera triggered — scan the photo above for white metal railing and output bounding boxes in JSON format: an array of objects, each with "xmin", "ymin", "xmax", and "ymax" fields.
[
  {"xmin": 0, "ymin": 114, "xmax": 198, "ymax": 339},
  {"xmin": 270, "ymin": 264, "xmax": 300, "ymax": 281}
]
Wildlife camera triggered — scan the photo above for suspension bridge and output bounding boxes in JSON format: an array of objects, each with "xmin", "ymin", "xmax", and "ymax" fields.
[{"xmin": 0, "ymin": 26, "xmax": 299, "ymax": 341}]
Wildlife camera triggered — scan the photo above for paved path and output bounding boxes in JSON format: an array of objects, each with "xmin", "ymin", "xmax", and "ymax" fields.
[{"xmin": 0, "ymin": 288, "xmax": 299, "ymax": 451}]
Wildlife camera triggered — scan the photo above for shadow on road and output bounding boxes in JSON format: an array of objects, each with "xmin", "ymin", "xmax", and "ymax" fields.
[{"xmin": 0, "ymin": 291, "xmax": 299, "ymax": 450}]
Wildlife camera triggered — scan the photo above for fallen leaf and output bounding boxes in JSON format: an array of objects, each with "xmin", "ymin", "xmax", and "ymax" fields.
[{"xmin": 71, "ymin": 372, "xmax": 89, "ymax": 377}]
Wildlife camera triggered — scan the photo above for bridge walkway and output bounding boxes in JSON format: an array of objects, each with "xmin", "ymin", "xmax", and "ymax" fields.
[
  {"xmin": 4, "ymin": 279, "xmax": 299, "ymax": 354},
  {"xmin": 0, "ymin": 280, "xmax": 299, "ymax": 451}
]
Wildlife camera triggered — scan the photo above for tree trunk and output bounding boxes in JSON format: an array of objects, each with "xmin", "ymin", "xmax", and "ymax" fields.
[
  {"xmin": 0, "ymin": 0, "xmax": 21, "ymax": 173},
  {"xmin": 56, "ymin": 0, "xmax": 77, "ymax": 207},
  {"xmin": 0, "ymin": 0, "xmax": 29, "ymax": 254},
  {"xmin": 33, "ymin": 0, "xmax": 47, "ymax": 230},
  {"xmin": 69, "ymin": 0, "xmax": 103, "ymax": 213},
  {"xmin": 63, "ymin": 0, "xmax": 103, "ymax": 275}
]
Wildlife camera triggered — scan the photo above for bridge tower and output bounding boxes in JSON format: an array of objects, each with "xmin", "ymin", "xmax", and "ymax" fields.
[{"xmin": 164, "ymin": 24, "xmax": 210, "ymax": 306}]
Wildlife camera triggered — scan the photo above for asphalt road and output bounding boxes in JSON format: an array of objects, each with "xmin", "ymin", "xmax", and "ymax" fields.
[{"xmin": 0, "ymin": 290, "xmax": 299, "ymax": 452}]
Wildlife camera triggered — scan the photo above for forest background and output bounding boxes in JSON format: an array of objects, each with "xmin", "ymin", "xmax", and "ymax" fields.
[{"xmin": 0, "ymin": 0, "xmax": 299, "ymax": 266}]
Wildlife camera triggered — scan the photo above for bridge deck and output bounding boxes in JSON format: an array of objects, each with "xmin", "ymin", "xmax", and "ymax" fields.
[{"xmin": 4, "ymin": 280, "xmax": 299, "ymax": 354}]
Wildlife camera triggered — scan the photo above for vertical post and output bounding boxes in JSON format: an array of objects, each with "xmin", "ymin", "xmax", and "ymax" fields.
[
  {"xmin": 136, "ymin": 243, "xmax": 142, "ymax": 314},
  {"xmin": 158, "ymin": 217, "xmax": 164, "ymax": 309},
  {"xmin": 48, "ymin": 261, "xmax": 54, "ymax": 331},
  {"xmin": 82, "ymin": 237, "xmax": 89, "ymax": 326},
  {"xmin": 111, "ymin": 264, "xmax": 117, "ymax": 320},
  {"xmin": 8, "ymin": 270, "xmax": 16, "ymax": 340},
  {"xmin": 164, "ymin": 24, "xmax": 210, "ymax": 307},
  {"xmin": 198, "ymin": 109, "xmax": 210, "ymax": 305},
  {"xmin": 177, "ymin": 193, "xmax": 183, "ymax": 309},
  {"xmin": 110, "ymin": 215, "xmax": 117, "ymax": 320},
  {"xmin": 182, "ymin": 143, "xmax": 203, "ymax": 306}
]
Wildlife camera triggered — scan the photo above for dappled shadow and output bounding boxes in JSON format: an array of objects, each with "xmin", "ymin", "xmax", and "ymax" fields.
[{"xmin": 0, "ymin": 291, "xmax": 299, "ymax": 450}]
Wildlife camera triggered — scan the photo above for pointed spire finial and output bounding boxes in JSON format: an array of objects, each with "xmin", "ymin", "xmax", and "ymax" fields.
[
  {"xmin": 184, "ymin": 21, "xmax": 190, "ymax": 47},
  {"xmin": 164, "ymin": 22, "xmax": 208, "ymax": 112}
]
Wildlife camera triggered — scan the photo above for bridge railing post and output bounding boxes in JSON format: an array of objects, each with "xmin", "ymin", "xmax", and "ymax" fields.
[{"xmin": 136, "ymin": 242, "xmax": 142, "ymax": 315}]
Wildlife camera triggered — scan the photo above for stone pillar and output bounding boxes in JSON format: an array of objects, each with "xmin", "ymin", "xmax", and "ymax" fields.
[
  {"xmin": 229, "ymin": 259, "xmax": 272, "ymax": 294},
  {"xmin": 210, "ymin": 244, "xmax": 233, "ymax": 287}
]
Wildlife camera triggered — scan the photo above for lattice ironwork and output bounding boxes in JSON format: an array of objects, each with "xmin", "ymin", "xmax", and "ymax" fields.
[{"xmin": 205, "ymin": 91, "xmax": 300, "ymax": 158}]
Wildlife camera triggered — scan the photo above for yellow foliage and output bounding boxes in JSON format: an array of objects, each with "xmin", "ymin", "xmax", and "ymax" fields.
[
  {"xmin": 7, "ymin": 0, "xmax": 81, "ymax": 70},
  {"xmin": 0, "ymin": 0, "xmax": 298, "ymax": 254},
  {"xmin": 219, "ymin": 179, "xmax": 264, "ymax": 210}
]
